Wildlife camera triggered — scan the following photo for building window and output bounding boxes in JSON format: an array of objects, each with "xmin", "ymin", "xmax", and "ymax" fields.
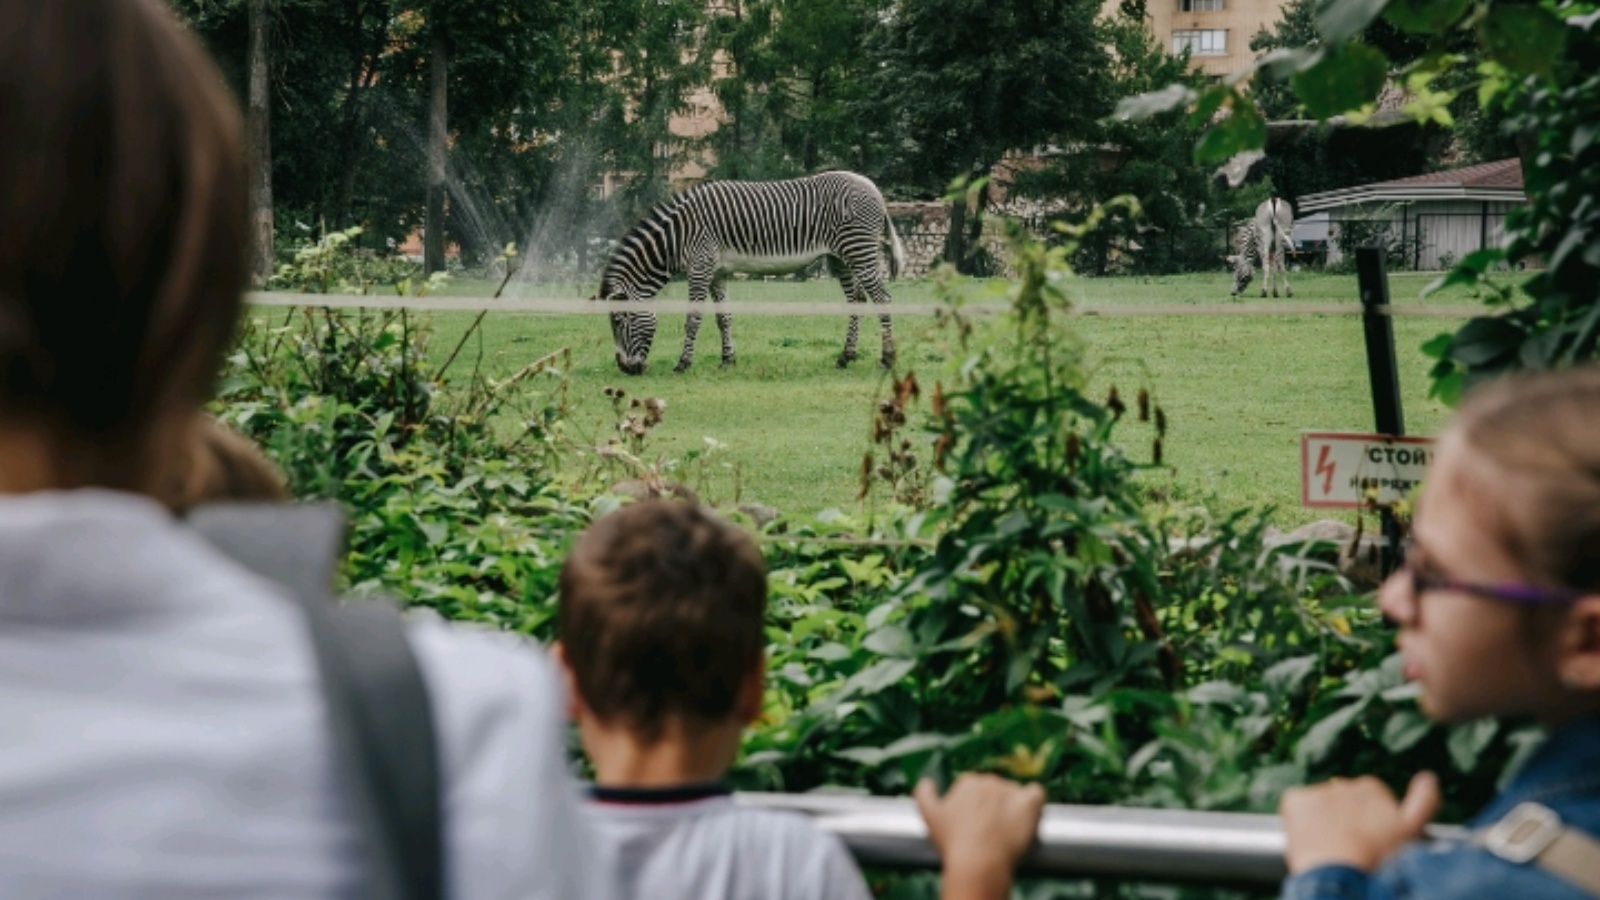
[
  {"xmin": 1173, "ymin": 29, "xmax": 1227, "ymax": 55},
  {"xmin": 1179, "ymin": 0, "xmax": 1223, "ymax": 10}
]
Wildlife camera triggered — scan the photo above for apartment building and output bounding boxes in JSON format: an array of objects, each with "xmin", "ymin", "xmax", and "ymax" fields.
[{"xmin": 1106, "ymin": 0, "xmax": 1292, "ymax": 77}]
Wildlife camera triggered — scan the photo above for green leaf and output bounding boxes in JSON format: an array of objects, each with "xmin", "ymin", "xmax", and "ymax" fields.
[
  {"xmin": 1194, "ymin": 101, "xmax": 1267, "ymax": 164},
  {"xmin": 863, "ymin": 624, "xmax": 916, "ymax": 658},
  {"xmin": 834, "ymin": 658, "xmax": 917, "ymax": 698},
  {"xmin": 1573, "ymin": 123, "xmax": 1600, "ymax": 157},
  {"xmin": 1296, "ymin": 698, "xmax": 1370, "ymax": 766},
  {"xmin": 1257, "ymin": 47, "xmax": 1320, "ymax": 81},
  {"xmin": 1187, "ymin": 85, "xmax": 1230, "ymax": 127},
  {"xmin": 1449, "ymin": 316, "xmax": 1523, "ymax": 367},
  {"xmin": 1317, "ymin": 0, "xmax": 1390, "ymax": 43},
  {"xmin": 1291, "ymin": 43, "xmax": 1390, "ymax": 120},
  {"xmin": 1420, "ymin": 331, "xmax": 1455, "ymax": 361},
  {"xmin": 1115, "ymin": 83, "xmax": 1197, "ymax": 121},
  {"xmin": 1265, "ymin": 655, "xmax": 1318, "ymax": 699},
  {"xmin": 1381, "ymin": 709, "xmax": 1433, "ymax": 753},
  {"xmin": 1447, "ymin": 718, "xmax": 1499, "ymax": 772},
  {"xmin": 1187, "ymin": 681, "xmax": 1249, "ymax": 706},
  {"xmin": 1383, "ymin": 0, "xmax": 1471, "ymax": 34},
  {"xmin": 809, "ymin": 642, "xmax": 853, "ymax": 663},
  {"xmin": 835, "ymin": 732, "xmax": 954, "ymax": 766},
  {"xmin": 1478, "ymin": 5, "xmax": 1567, "ymax": 80},
  {"xmin": 1421, "ymin": 248, "xmax": 1503, "ymax": 296}
]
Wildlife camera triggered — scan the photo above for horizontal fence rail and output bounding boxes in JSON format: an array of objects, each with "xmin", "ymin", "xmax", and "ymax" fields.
[
  {"xmin": 247, "ymin": 292, "xmax": 1479, "ymax": 319},
  {"xmin": 734, "ymin": 792, "xmax": 1467, "ymax": 886}
]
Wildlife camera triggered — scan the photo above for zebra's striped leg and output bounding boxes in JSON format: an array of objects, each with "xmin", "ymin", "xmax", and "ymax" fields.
[
  {"xmin": 711, "ymin": 280, "xmax": 735, "ymax": 366},
  {"xmin": 676, "ymin": 265, "xmax": 715, "ymax": 374},
  {"xmin": 838, "ymin": 312, "xmax": 862, "ymax": 368},
  {"xmin": 855, "ymin": 256, "xmax": 895, "ymax": 370},
  {"xmin": 835, "ymin": 266, "xmax": 862, "ymax": 367},
  {"xmin": 675, "ymin": 308, "xmax": 703, "ymax": 374}
]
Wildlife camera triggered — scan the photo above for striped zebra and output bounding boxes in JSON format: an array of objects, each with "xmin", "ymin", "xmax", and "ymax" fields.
[
  {"xmin": 1227, "ymin": 197, "xmax": 1295, "ymax": 298},
  {"xmin": 595, "ymin": 171, "xmax": 907, "ymax": 375}
]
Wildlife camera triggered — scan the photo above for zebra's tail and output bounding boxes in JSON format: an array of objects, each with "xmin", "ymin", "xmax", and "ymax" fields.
[{"xmin": 884, "ymin": 215, "xmax": 907, "ymax": 280}]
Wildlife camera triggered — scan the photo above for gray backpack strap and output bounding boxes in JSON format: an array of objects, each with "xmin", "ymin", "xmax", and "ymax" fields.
[
  {"xmin": 299, "ymin": 595, "xmax": 444, "ymax": 900},
  {"xmin": 187, "ymin": 503, "xmax": 443, "ymax": 900},
  {"xmin": 1474, "ymin": 802, "xmax": 1600, "ymax": 899}
]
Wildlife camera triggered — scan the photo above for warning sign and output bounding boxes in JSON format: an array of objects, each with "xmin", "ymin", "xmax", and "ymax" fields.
[{"xmin": 1301, "ymin": 432, "xmax": 1436, "ymax": 509}]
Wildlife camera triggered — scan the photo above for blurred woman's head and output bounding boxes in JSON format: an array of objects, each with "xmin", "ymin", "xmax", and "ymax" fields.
[
  {"xmin": 0, "ymin": 0, "xmax": 246, "ymax": 495},
  {"xmin": 1380, "ymin": 367, "xmax": 1600, "ymax": 726}
]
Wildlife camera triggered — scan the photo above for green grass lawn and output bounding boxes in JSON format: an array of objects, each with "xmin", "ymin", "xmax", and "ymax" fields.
[{"xmin": 286, "ymin": 269, "xmax": 1482, "ymax": 526}]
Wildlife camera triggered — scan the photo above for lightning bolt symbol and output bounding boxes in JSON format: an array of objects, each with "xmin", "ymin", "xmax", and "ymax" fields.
[{"xmin": 1315, "ymin": 445, "xmax": 1337, "ymax": 496}]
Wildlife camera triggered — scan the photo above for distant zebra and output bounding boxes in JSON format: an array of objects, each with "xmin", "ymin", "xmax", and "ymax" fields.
[
  {"xmin": 1227, "ymin": 197, "xmax": 1295, "ymax": 298},
  {"xmin": 595, "ymin": 171, "xmax": 907, "ymax": 375}
]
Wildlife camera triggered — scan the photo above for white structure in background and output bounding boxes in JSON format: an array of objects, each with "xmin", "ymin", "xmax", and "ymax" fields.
[{"xmin": 1295, "ymin": 158, "xmax": 1527, "ymax": 270}]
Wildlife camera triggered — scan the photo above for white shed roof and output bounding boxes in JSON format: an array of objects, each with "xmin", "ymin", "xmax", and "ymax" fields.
[{"xmin": 1296, "ymin": 158, "xmax": 1526, "ymax": 213}]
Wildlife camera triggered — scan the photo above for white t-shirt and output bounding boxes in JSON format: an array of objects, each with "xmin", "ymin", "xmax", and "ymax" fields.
[
  {"xmin": 584, "ymin": 789, "xmax": 871, "ymax": 900},
  {"xmin": 0, "ymin": 489, "xmax": 614, "ymax": 900}
]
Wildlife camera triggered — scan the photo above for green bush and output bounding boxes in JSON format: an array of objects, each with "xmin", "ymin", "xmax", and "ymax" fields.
[{"xmin": 223, "ymin": 220, "xmax": 1525, "ymax": 898}]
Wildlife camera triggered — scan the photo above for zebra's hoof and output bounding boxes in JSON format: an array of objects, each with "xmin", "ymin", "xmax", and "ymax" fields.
[
  {"xmin": 1286, "ymin": 289, "xmax": 1294, "ymax": 298},
  {"xmin": 835, "ymin": 354, "xmax": 854, "ymax": 369},
  {"xmin": 673, "ymin": 361, "xmax": 691, "ymax": 374},
  {"xmin": 879, "ymin": 357, "xmax": 895, "ymax": 371},
  {"xmin": 720, "ymin": 357, "xmax": 736, "ymax": 369}
]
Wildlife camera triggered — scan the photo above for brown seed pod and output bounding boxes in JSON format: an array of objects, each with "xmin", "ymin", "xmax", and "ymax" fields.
[{"xmin": 1107, "ymin": 386, "xmax": 1126, "ymax": 419}]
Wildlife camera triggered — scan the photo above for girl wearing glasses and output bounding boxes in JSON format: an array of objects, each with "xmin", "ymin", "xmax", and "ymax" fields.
[{"xmin": 1280, "ymin": 368, "xmax": 1600, "ymax": 899}]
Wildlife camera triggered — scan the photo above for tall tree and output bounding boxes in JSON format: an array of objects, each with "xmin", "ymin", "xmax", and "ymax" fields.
[
  {"xmin": 246, "ymin": 0, "xmax": 275, "ymax": 284},
  {"xmin": 865, "ymin": 0, "xmax": 1114, "ymax": 272},
  {"xmin": 1022, "ymin": 11, "xmax": 1224, "ymax": 276},
  {"xmin": 703, "ymin": 0, "xmax": 882, "ymax": 179},
  {"xmin": 425, "ymin": 12, "xmax": 448, "ymax": 274}
]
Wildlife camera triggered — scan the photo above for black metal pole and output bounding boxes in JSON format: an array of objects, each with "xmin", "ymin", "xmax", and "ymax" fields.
[{"xmin": 1356, "ymin": 247, "xmax": 1405, "ymax": 578}]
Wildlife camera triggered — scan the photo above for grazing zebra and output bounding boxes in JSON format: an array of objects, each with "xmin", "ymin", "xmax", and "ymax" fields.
[
  {"xmin": 1227, "ymin": 197, "xmax": 1296, "ymax": 298},
  {"xmin": 596, "ymin": 171, "xmax": 907, "ymax": 375}
]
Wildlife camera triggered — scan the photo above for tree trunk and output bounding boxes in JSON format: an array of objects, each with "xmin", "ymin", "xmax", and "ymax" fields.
[
  {"xmin": 246, "ymin": 0, "xmax": 275, "ymax": 286},
  {"xmin": 333, "ymin": 10, "xmax": 387, "ymax": 227},
  {"xmin": 964, "ymin": 179, "xmax": 991, "ymax": 275},
  {"xmin": 425, "ymin": 26, "xmax": 449, "ymax": 275},
  {"xmin": 943, "ymin": 195, "xmax": 967, "ymax": 269}
]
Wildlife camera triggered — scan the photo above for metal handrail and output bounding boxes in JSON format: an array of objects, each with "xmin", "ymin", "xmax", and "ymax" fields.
[
  {"xmin": 245, "ymin": 292, "xmax": 1478, "ymax": 318},
  {"xmin": 735, "ymin": 792, "xmax": 1467, "ymax": 886}
]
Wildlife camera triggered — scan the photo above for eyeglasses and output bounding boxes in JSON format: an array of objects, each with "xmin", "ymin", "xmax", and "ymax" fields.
[{"xmin": 1405, "ymin": 564, "xmax": 1586, "ymax": 607}]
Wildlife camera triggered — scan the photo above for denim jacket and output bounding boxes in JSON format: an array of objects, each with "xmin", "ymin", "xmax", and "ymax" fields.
[{"xmin": 1282, "ymin": 716, "xmax": 1600, "ymax": 899}]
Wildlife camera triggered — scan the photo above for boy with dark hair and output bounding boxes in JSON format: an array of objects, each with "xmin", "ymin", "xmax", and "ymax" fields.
[
  {"xmin": 557, "ymin": 499, "xmax": 1043, "ymax": 900},
  {"xmin": 557, "ymin": 499, "xmax": 866, "ymax": 898}
]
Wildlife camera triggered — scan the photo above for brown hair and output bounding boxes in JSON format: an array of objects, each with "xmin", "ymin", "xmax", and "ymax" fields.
[
  {"xmin": 166, "ymin": 415, "xmax": 290, "ymax": 513},
  {"xmin": 1449, "ymin": 366, "xmax": 1600, "ymax": 592},
  {"xmin": 558, "ymin": 500, "xmax": 768, "ymax": 742},
  {"xmin": 0, "ymin": 0, "xmax": 247, "ymax": 493}
]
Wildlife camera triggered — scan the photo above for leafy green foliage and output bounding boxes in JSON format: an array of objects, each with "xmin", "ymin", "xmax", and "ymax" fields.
[
  {"xmin": 722, "ymin": 218, "xmax": 1521, "ymax": 820},
  {"xmin": 220, "ymin": 227, "xmax": 1523, "ymax": 897},
  {"xmin": 1125, "ymin": 0, "xmax": 1600, "ymax": 399},
  {"xmin": 1291, "ymin": 44, "xmax": 1389, "ymax": 120}
]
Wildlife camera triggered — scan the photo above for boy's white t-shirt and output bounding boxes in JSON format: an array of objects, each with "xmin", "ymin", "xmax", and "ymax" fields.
[{"xmin": 584, "ymin": 789, "xmax": 872, "ymax": 900}]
